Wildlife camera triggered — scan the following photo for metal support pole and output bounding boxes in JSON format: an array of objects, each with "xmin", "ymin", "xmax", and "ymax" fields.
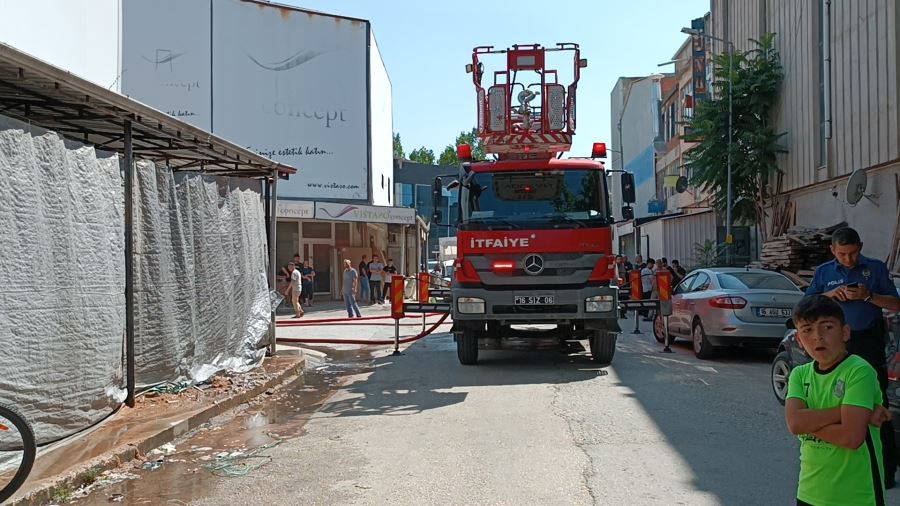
[
  {"xmin": 124, "ymin": 119, "xmax": 136, "ymax": 408},
  {"xmin": 725, "ymin": 43, "xmax": 734, "ymax": 265},
  {"xmin": 268, "ymin": 171, "xmax": 278, "ymax": 356},
  {"xmin": 662, "ymin": 315, "xmax": 673, "ymax": 353},
  {"xmin": 393, "ymin": 319, "xmax": 402, "ymax": 356},
  {"xmin": 632, "ymin": 309, "xmax": 641, "ymax": 334}
]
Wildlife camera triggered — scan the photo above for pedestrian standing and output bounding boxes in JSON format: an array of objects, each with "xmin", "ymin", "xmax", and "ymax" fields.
[
  {"xmin": 635, "ymin": 254, "xmax": 646, "ymax": 270},
  {"xmin": 287, "ymin": 262, "xmax": 304, "ymax": 318},
  {"xmin": 358, "ymin": 255, "xmax": 370, "ymax": 304},
  {"xmin": 671, "ymin": 259, "xmax": 687, "ymax": 281},
  {"xmin": 341, "ymin": 259, "xmax": 362, "ymax": 318},
  {"xmin": 382, "ymin": 258, "xmax": 398, "ymax": 302},
  {"xmin": 623, "ymin": 255, "xmax": 634, "ymax": 272},
  {"xmin": 301, "ymin": 260, "xmax": 316, "ymax": 306},
  {"xmin": 640, "ymin": 258, "xmax": 655, "ymax": 319},
  {"xmin": 785, "ymin": 295, "xmax": 891, "ymax": 505},
  {"xmin": 369, "ymin": 255, "xmax": 385, "ymax": 304},
  {"xmin": 805, "ymin": 226, "xmax": 900, "ymax": 489}
]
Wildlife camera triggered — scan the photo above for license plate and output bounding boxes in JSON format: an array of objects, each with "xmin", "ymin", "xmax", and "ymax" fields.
[
  {"xmin": 514, "ymin": 295, "xmax": 554, "ymax": 305},
  {"xmin": 756, "ymin": 307, "xmax": 792, "ymax": 318}
]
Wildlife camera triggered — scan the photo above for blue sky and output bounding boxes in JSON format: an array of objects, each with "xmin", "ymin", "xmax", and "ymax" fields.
[{"xmin": 283, "ymin": 0, "xmax": 710, "ymax": 159}]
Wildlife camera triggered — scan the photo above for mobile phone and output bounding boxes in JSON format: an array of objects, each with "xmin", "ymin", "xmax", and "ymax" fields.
[{"xmin": 846, "ymin": 282, "xmax": 860, "ymax": 288}]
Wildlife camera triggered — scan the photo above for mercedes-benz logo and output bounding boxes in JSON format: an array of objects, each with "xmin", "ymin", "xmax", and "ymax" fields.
[{"xmin": 523, "ymin": 254, "xmax": 544, "ymax": 275}]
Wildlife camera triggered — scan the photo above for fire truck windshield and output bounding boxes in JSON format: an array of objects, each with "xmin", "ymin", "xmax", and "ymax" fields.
[{"xmin": 460, "ymin": 169, "xmax": 609, "ymax": 230}]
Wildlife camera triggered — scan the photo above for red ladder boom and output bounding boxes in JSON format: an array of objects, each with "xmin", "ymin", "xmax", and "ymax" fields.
[{"xmin": 468, "ymin": 43, "xmax": 586, "ymax": 160}]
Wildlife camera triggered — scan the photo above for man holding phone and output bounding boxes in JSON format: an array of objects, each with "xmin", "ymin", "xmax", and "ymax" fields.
[{"xmin": 806, "ymin": 227, "xmax": 900, "ymax": 488}]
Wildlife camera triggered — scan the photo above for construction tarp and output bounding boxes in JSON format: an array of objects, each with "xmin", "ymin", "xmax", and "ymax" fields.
[
  {"xmin": 0, "ymin": 115, "xmax": 125, "ymax": 444},
  {"xmin": 133, "ymin": 162, "xmax": 270, "ymax": 386}
]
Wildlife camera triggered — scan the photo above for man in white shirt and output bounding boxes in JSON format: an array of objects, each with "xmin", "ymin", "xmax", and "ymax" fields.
[
  {"xmin": 288, "ymin": 262, "xmax": 304, "ymax": 318},
  {"xmin": 368, "ymin": 255, "xmax": 385, "ymax": 304},
  {"xmin": 639, "ymin": 258, "xmax": 656, "ymax": 319}
]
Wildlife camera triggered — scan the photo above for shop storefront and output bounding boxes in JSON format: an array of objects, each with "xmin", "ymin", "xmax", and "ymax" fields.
[{"xmin": 275, "ymin": 201, "xmax": 419, "ymax": 299}]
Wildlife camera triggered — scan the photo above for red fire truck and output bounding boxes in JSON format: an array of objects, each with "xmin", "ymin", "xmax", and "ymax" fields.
[{"xmin": 433, "ymin": 44, "xmax": 635, "ymax": 365}]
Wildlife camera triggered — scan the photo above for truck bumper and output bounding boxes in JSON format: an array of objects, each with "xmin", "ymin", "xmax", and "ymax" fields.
[{"xmin": 452, "ymin": 285, "xmax": 620, "ymax": 331}]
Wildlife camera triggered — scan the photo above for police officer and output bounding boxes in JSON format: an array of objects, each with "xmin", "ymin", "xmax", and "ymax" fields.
[{"xmin": 806, "ymin": 227, "xmax": 900, "ymax": 488}]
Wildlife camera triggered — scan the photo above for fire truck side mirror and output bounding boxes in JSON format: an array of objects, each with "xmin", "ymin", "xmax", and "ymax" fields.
[
  {"xmin": 621, "ymin": 206, "xmax": 634, "ymax": 221},
  {"xmin": 431, "ymin": 177, "xmax": 443, "ymax": 223},
  {"xmin": 620, "ymin": 172, "xmax": 636, "ymax": 204}
]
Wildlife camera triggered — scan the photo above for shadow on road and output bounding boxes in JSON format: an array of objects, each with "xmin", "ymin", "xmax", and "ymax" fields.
[
  {"xmin": 611, "ymin": 328, "xmax": 799, "ymax": 505},
  {"xmin": 314, "ymin": 333, "xmax": 604, "ymax": 418}
]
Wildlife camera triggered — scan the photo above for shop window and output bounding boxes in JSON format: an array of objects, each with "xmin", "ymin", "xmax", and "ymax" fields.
[
  {"xmin": 335, "ymin": 223, "xmax": 350, "ymax": 247},
  {"xmin": 302, "ymin": 221, "xmax": 332, "ymax": 239}
]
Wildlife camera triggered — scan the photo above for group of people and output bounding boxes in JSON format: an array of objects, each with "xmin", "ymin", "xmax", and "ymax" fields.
[
  {"xmin": 281, "ymin": 254, "xmax": 316, "ymax": 319},
  {"xmin": 340, "ymin": 254, "xmax": 399, "ymax": 318},
  {"xmin": 614, "ymin": 254, "xmax": 686, "ymax": 320}
]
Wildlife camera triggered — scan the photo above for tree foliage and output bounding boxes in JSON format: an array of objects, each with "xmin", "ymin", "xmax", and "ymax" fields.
[
  {"xmin": 438, "ymin": 128, "xmax": 486, "ymax": 166},
  {"xmin": 408, "ymin": 146, "xmax": 435, "ymax": 165},
  {"xmin": 682, "ymin": 33, "xmax": 786, "ymax": 241},
  {"xmin": 393, "ymin": 132, "xmax": 404, "ymax": 159}
]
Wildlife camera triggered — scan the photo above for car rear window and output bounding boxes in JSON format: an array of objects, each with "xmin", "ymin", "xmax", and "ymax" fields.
[{"xmin": 717, "ymin": 272, "xmax": 800, "ymax": 292}]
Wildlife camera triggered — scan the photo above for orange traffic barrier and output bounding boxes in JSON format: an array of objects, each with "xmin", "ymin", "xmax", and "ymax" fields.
[
  {"xmin": 418, "ymin": 271, "xmax": 430, "ymax": 303},
  {"xmin": 630, "ymin": 270, "xmax": 642, "ymax": 300},
  {"xmin": 656, "ymin": 270, "xmax": 673, "ymax": 301},
  {"xmin": 391, "ymin": 275, "xmax": 405, "ymax": 320}
]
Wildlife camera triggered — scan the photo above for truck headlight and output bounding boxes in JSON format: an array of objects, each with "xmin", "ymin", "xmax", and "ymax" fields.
[
  {"xmin": 585, "ymin": 295, "xmax": 615, "ymax": 313},
  {"xmin": 457, "ymin": 297, "xmax": 486, "ymax": 314}
]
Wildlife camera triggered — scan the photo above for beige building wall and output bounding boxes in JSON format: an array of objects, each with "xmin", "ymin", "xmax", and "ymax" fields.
[{"xmin": 708, "ymin": 0, "xmax": 900, "ymax": 263}]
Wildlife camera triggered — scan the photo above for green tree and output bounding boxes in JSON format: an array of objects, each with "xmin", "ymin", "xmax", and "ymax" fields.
[
  {"xmin": 393, "ymin": 132, "xmax": 405, "ymax": 159},
  {"xmin": 408, "ymin": 146, "xmax": 435, "ymax": 165},
  {"xmin": 682, "ymin": 33, "xmax": 786, "ymax": 243},
  {"xmin": 438, "ymin": 128, "xmax": 486, "ymax": 165}
]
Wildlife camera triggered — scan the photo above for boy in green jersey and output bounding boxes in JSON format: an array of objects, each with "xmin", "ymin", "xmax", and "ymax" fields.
[{"xmin": 785, "ymin": 295, "xmax": 893, "ymax": 505}]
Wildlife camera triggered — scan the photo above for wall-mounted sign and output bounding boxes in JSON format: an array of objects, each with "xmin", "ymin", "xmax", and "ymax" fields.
[
  {"xmin": 315, "ymin": 202, "xmax": 416, "ymax": 225},
  {"xmin": 691, "ymin": 17, "xmax": 708, "ymax": 102},
  {"xmin": 276, "ymin": 200, "xmax": 315, "ymax": 219}
]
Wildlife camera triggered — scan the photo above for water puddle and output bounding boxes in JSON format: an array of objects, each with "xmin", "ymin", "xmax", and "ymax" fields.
[{"xmin": 71, "ymin": 350, "xmax": 373, "ymax": 505}]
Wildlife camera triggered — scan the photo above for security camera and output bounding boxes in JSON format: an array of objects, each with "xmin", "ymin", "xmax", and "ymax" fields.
[{"xmin": 831, "ymin": 186, "xmax": 839, "ymax": 198}]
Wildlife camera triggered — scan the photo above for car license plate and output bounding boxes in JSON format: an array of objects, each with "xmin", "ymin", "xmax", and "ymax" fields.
[
  {"xmin": 756, "ymin": 307, "xmax": 792, "ymax": 318},
  {"xmin": 515, "ymin": 295, "xmax": 554, "ymax": 305}
]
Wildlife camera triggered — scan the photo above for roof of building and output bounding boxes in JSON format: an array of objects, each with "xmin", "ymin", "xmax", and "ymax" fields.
[{"xmin": 0, "ymin": 42, "xmax": 295, "ymax": 178}]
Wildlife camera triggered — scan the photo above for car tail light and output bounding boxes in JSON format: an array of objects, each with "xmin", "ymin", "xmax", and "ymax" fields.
[{"xmin": 709, "ymin": 296, "xmax": 748, "ymax": 309}]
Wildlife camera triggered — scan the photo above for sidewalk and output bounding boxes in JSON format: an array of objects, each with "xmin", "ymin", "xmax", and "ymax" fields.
[{"xmin": 7, "ymin": 356, "xmax": 306, "ymax": 506}]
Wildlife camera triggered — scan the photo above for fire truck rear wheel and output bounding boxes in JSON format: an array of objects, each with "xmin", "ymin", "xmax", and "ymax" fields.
[
  {"xmin": 590, "ymin": 330, "xmax": 616, "ymax": 364},
  {"xmin": 457, "ymin": 329, "xmax": 479, "ymax": 365}
]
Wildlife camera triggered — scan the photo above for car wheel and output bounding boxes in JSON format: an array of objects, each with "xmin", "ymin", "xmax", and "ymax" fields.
[
  {"xmin": 653, "ymin": 315, "xmax": 673, "ymax": 344},
  {"xmin": 457, "ymin": 329, "xmax": 479, "ymax": 365},
  {"xmin": 771, "ymin": 351, "xmax": 792, "ymax": 405},
  {"xmin": 692, "ymin": 320, "xmax": 715, "ymax": 359}
]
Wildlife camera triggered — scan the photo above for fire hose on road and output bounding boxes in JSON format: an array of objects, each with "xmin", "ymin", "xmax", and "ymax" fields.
[{"xmin": 275, "ymin": 313, "xmax": 451, "ymax": 347}]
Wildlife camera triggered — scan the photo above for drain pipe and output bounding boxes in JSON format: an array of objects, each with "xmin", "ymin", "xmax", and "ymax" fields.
[{"xmin": 822, "ymin": 0, "xmax": 833, "ymax": 177}]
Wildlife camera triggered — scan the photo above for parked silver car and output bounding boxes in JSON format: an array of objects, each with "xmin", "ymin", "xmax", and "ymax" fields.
[{"xmin": 654, "ymin": 268, "xmax": 804, "ymax": 359}]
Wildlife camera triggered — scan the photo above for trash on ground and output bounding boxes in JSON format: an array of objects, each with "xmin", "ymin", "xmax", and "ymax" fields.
[
  {"xmin": 204, "ymin": 434, "xmax": 283, "ymax": 477},
  {"xmin": 108, "ymin": 493, "xmax": 125, "ymax": 502},
  {"xmin": 150, "ymin": 442, "xmax": 177, "ymax": 455}
]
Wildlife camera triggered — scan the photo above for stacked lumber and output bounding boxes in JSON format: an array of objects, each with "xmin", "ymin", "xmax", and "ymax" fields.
[{"xmin": 756, "ymin": 222, "xmax": 847, "ymax": 272}]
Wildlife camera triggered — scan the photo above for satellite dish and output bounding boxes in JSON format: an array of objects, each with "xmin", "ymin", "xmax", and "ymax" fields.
[
  {"xmin": 675, "ymin": 176, "xmax": 689, "ymax": 194},
  {"xmin": 845, "ymin": 169, "xmax": 868, "ymax": 206}
]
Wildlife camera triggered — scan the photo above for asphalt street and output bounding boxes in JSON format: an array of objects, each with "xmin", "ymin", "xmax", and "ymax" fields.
[{"xmin": 77, "ymin": 310, "xmax": 899, "ymax": 505}]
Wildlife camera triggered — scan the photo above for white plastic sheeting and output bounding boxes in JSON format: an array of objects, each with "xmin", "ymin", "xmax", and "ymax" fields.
[
  {"xmin": 0, "ymin": 115, "xmax": 125, "ymax": 445},
  {"xmin": 133, "ymin": 162, "xmax": 270, "ymax": 386}
]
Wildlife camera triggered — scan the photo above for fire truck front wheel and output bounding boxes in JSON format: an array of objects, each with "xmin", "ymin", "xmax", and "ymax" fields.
[
  {"xmin": 590, "ymin": 330, "xmax": 617, "ymax": 364},
  {"xmin": 457, "ymin": 329, "xmax": 479, "ymax": 365}
]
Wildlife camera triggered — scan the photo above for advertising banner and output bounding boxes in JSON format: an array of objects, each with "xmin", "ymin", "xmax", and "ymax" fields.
[{"xmin": 315, "ymin": 202, "xmax": 415, "ymax": 225}]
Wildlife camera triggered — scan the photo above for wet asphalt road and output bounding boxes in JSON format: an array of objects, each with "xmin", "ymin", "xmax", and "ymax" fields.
[{"xmin": 75, "ymin": 312, "xmax": 899, "ymax": 505}]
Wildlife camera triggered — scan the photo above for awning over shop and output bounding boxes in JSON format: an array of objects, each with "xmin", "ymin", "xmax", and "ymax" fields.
[{"xmin": 315, "ymin": 202, "xmax": 416, "ymax": 225}]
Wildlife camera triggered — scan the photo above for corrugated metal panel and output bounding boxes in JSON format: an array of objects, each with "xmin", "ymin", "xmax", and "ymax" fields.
[{"xmin": 661, "ymin": 211, "xmax": 718, "ymax": 269}]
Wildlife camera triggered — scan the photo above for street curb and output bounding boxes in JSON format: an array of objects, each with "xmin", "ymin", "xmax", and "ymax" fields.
[{"xmin": 11, "ymin": 356, "xmax": 305, "ymax": 506}]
